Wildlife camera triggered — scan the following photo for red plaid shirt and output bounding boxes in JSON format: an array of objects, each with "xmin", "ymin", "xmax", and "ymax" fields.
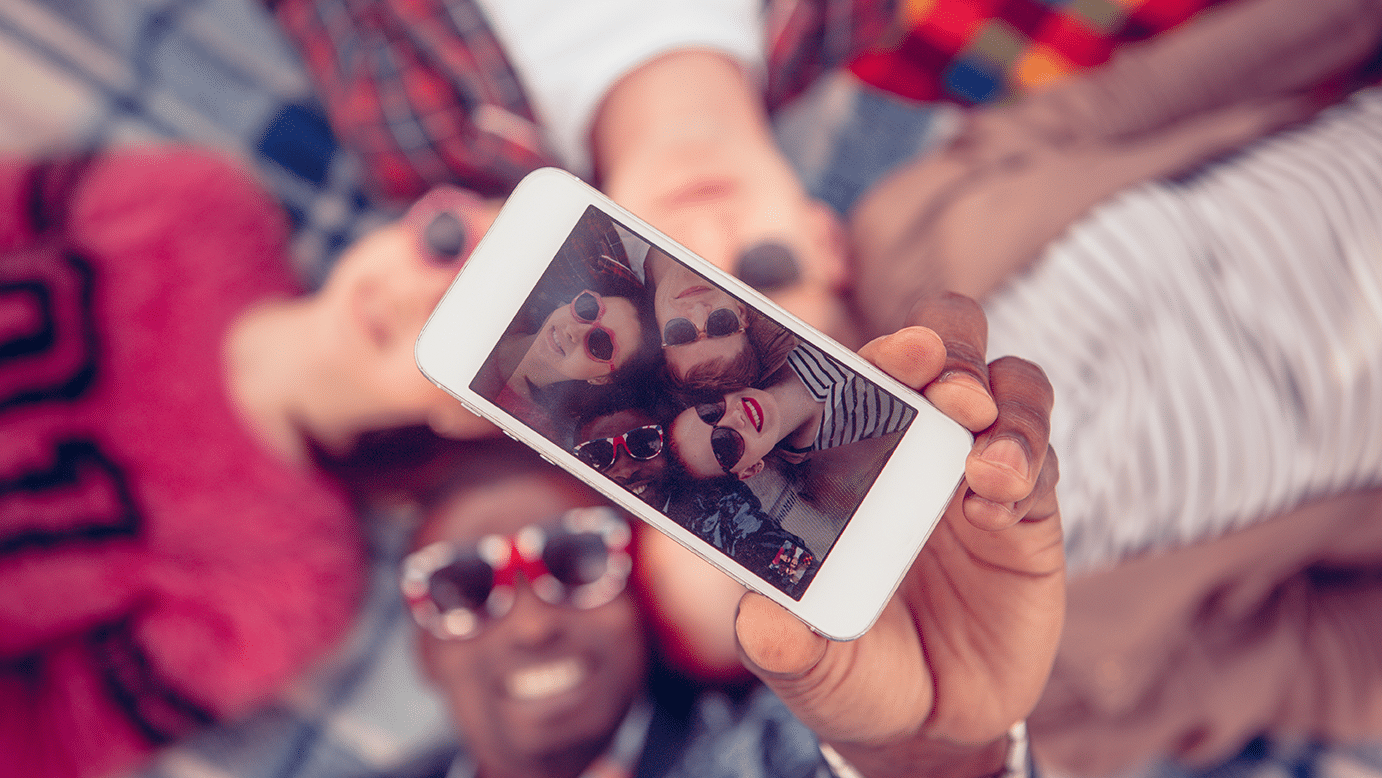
[
  {"xmin": 271, "ymin": 0, "xmax": 1230, "ymax": 205},
  {"xmin": 271, "ymin": 0, "xmax": 895, "ymax": 204},
  {"xmin": 850, "ymin": 0, "xmax": 1229, "ymax": 104}
]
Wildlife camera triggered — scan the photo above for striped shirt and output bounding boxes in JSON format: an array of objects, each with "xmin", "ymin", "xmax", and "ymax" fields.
[
  {"xmin": 984, "ymin": 86, "xmax": 1382, "ymax": 574},
  {"xmin": 784, "ymin": 342, "xmax": 916, "ymax": 452}
]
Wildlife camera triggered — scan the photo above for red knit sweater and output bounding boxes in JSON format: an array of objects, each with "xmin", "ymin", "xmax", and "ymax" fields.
[{"xmin": 0, "ymin": 149, "xmax": 365, "ymax": 778}]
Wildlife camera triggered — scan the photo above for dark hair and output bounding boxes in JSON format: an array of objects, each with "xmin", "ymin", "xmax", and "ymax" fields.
[
  {"xmin": 661, "ymin": 408, "xmax": 722, "ymax": 482},
  {"xmin": 531, "ymin": 291, "xmax": 663, "ymax": 443},
  {"xmin": 665, "ymin": 308, "xmax": 798, "ymax": 402},
  {"xmin": 311, "ymin": 425, "xmax": 512, "ymax": 510},
  {"xmin": 570, "ymin": 382, "xmax": 678, "ymax": 446}
]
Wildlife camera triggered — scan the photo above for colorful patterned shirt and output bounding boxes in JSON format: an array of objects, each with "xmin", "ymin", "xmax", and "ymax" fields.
[{"xmin": 269, "ymin": 0, "xmax": 895, "ymax": 204}]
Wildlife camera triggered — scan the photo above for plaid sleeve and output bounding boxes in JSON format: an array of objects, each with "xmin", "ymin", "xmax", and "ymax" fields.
[
  {"xmin": 271, "ymin": 0, "xmax": 555, "ymax": 205},
  {"xmin": 0, "ymin": 0, "xmax": 391, "ymax": 288},
  {"xmin": 763, "ymin": 0, "xmax": 900, "ymax": 109},
  {"xmin": 848, "ymin": 0, "xmax": 1230, "ymax": 105}
]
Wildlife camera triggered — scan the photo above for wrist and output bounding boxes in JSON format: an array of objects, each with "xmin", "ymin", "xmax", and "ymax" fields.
[{"xmin": 821, "ymin": 722, "xmax": 1029, "ymax": 778}]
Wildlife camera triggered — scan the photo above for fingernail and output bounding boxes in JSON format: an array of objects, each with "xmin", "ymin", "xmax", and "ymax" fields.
[
  {"xmin": 937, "ymin": 370, "xmax": 985, "ymax": 394},
  {"xmin": 980, "ymin": 437, "xmax": 1029, "ymax": 478},
  {"xmin": 736, "ymin": 241, "xmax": 800, "ymax": 291}
]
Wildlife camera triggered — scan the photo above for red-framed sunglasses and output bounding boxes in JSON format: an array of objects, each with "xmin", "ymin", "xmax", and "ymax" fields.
[
  {"xmin": 400, "ymin": 506, "xmax": 633, "ymax": 641},
  {"xmin": 573, "ymin": 424, "xmax": 664, "ymax": 471}
]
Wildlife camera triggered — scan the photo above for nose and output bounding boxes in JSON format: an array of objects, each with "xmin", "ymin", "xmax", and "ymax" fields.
[
  {"xmin": 560, "ymin": 318, "xmax": 595, "ymax": 348},
  {"xmin": 727, "ymin": 396, "xmax": 754, "ymax": 430},
  {"xmin": 685, "ymin": 299, "xmax": 716, "ymax": 324},
  {"xmin": 607, "ymin": 450, "xmax": 637, "ymax": 477},
  {"xmin": 499, "ymin": 578, "xmax": 565, "ymax": 648}
]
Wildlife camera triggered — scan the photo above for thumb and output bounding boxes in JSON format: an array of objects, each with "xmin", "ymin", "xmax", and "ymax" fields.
[
  {"xmin": 735, "ymin": 592, "xmax": 827, "ymax": 680},
  {"xmin": 735, "ymin": 591, "xmax": 937, "ymax": 747}
]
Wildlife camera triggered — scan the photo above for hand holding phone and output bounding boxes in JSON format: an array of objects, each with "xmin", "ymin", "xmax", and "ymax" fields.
[
  {"xmin": 415, "ymin": 169, "xmax": 973, "ymax": 640},
  {"xmin": 737, "ymin": 297, "xmax": 1064, "ymax": 778}
]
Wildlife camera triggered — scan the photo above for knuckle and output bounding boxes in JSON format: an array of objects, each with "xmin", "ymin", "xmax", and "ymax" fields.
[{"xmin": 989, "ymin": 356, "xmax": 1054, "ymax": 412}]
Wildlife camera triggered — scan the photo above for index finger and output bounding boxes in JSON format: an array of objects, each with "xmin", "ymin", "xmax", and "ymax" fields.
[{"xmin": 906, "ymin": 293, "xmax": 997, "ymax": 431}]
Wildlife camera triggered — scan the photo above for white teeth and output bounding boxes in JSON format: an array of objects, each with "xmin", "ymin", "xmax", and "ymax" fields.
[
  {"xmin": 743, "ymin": 399, "xmax": 762, "ymax": 431},
  {"xmin": 631, "ymin": 483, "xmax": 647, "ymax": 496},
  {"xmin": 506, "ymin": 658, "xmax": 585, "ymax": 700}
]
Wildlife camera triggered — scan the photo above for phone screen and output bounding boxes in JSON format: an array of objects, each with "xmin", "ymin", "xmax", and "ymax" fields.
[{"xmin": 468, "ymin": 206, "xmax": 917, "ymax": 599}]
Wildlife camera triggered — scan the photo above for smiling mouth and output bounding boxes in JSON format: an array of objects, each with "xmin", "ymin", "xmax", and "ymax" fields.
[
  {"xmin": 742, "ymin": 397, "xmax": 763, "ymax": 432},
  {"xmin": 506, "ymin": 657, "xmax": 586, "ymax": 700},
  {"xmin": 548, "ymin": 326, "xmax": 566, "ymax": 357}
]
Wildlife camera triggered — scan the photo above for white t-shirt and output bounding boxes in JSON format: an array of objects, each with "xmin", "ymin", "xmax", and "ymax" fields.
[{"xmin": 474, "ymin": 0, "xmax": 763, "ymax": 178}]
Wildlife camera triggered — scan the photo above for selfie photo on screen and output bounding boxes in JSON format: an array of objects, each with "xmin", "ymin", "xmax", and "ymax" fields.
[{"xmin": 471, "ymin": 207, "xmax": 917, "ymax": 599}]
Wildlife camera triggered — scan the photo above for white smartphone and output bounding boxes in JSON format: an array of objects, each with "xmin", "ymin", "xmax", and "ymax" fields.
[{"xmin": 415, "ymin": 168, "xmax": 972, "ymax": 640}]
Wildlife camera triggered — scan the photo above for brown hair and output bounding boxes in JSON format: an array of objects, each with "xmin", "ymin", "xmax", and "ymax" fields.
[{"xmin": 665, "ymin": 309, "xmax": 799, "ymax": 402}]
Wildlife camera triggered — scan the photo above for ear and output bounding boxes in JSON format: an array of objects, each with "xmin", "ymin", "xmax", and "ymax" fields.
[{"xmin": 737, "ymin": 459, "xmax": 765, "ymax": 480}]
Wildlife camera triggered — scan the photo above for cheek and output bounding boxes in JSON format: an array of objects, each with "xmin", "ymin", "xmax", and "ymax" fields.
[
  {"xmin": 421, "ymin": 638, "xmax": 490, "ymax": 720},
  {"xmin": 559, "ymin": 349, "xmax": 602, "ymax": 381},
  {"xmin": 382, "ymin": 345, "xmax": 438, "ymax": 396},
  {"xmin": 743, "ymin": 436, "xmax": 776, "ymax": 467},
  {"xmin": 589, "ymin": 601, "xmax": 648, "ymax": 684}
]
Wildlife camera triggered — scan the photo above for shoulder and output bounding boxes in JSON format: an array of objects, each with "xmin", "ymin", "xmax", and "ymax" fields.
[{"xmin": 787, "ymin": 342, "xmax": 846, "ymax": 396}]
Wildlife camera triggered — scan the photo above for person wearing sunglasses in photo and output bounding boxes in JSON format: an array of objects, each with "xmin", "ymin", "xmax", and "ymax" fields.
[
  {"xmin": 393, "ymin": 292, "xmax": 1064, "ymax": 778},
  {"xmin": 666, "ymin": 339, "xmax": 917, "ymax": 483},
  {"xmin": 571, "ymin": 402, "xmax": 672, "ymax": 510},
  {"xmin": 472, "ymin": 213, "xmax": 662, "ymax": 442},
  {"xmin": 641, "ymin": 247, "xmax": 797, "ymax": 397}
]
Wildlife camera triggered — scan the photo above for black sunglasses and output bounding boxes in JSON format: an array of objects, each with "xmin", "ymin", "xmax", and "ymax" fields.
[
  {"xmin": 400, "ymin": 507, "xmax": 632, "ymax": 640},
  {"xmin": 661, "ymin": 307, "xmax": 744, "ymax": 347},
  {"xmin": 695, "ymin": 399, "xmax": 746, "ymax": 474},
  {"xmin": 405, "ymin": 185, "xmax": 479, "ymax": 266},
  {"xmin": 573, "ymin": 424, "xmax": 664, "ymax": 471},
  {"xmin": 570, "ymin": 290, "xmax": 617, "ymax": 363}
]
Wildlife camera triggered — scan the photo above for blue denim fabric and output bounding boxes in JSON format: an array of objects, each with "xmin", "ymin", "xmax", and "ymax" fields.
[
  {"xmin": 666, "ymin": 687, "xmax": 827, "ymax": 778},
  {"xmin": 774, "ymin": 72, "xmax": 961, "ymax": 216}
]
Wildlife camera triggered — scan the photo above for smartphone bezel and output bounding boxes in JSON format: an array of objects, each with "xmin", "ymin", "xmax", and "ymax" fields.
[{"xmin": 415, "ymin": 168, "xmax": 971, "ymax": 640}]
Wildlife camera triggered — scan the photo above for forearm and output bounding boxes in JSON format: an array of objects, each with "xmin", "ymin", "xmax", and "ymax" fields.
[
  {"xmin": 479, "ymin": 0, "xmax": 762, "ymax": 176},
  {"xmin": 824, "ymin": 732, "xmax": 1012, "ymax": 778},
  {"xmin": 1017, "ymin": 0, "xmax": 1382, "ymax": 145}
]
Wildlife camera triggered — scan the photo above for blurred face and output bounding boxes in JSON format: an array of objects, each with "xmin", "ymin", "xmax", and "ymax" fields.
[
  {"xmin": 669, "ymin": 389, "xmax": 782, "ymax": 480},
  {"xmin": 576, "ymin": 409, "xmax": 668, "ymax": 507},
  {"xmin": 308, "ymin": 187, "xmax": 499, "ymax": 432},
  {"xmin": 415, "ymin": 472, "xmax": 647, "ymax": 778},
  {"xmin": 651, "ymin": 259, "xmax": 751, "ymax": 383},
  {"xmin": 521, "ymin": 293, "xmax": 644, "ymax": 386}
]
